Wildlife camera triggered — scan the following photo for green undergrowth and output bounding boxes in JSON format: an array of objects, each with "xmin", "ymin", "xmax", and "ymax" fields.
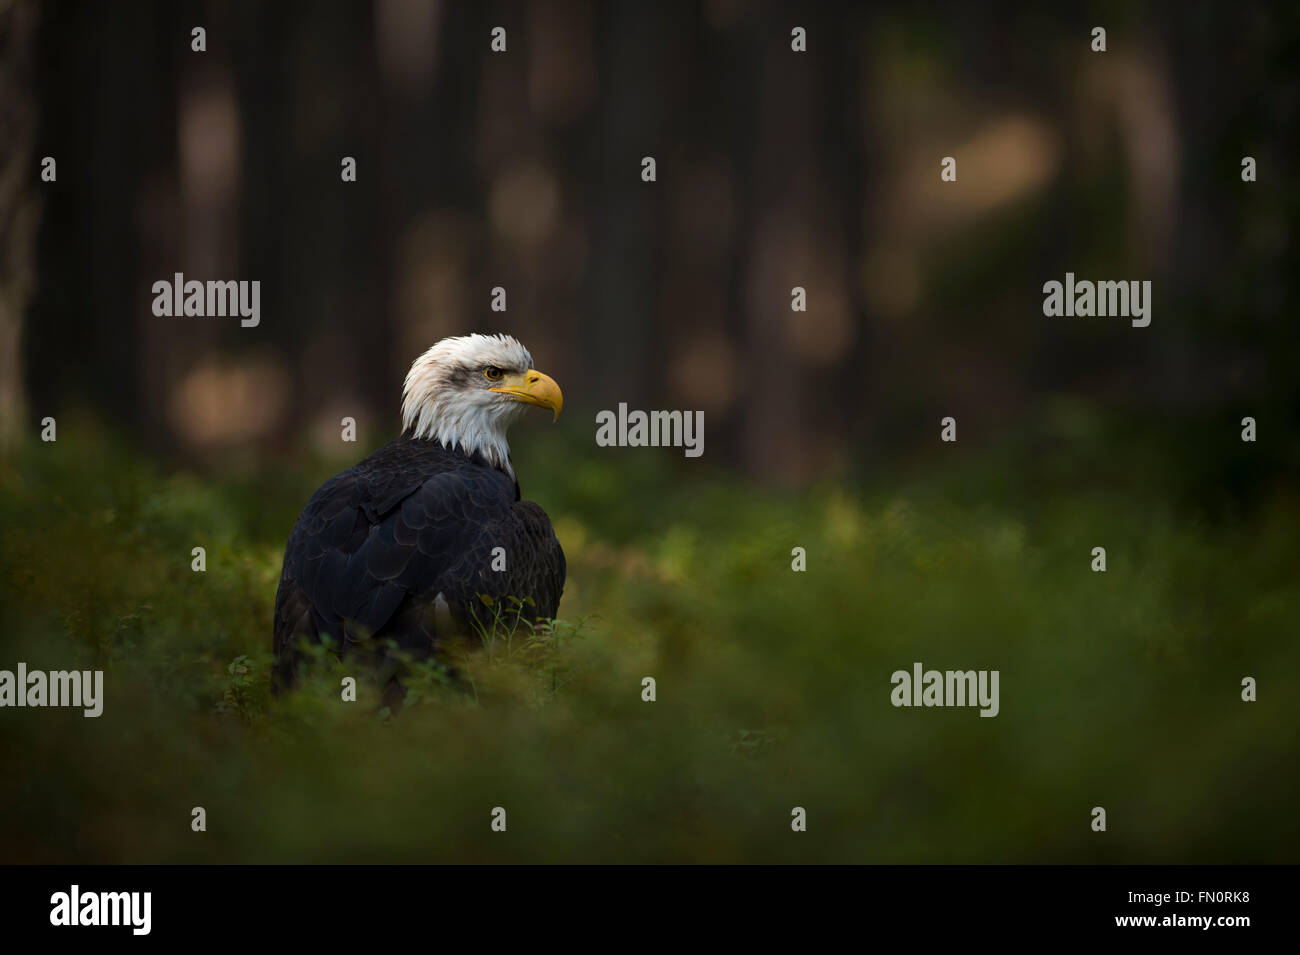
[{"xmin": 1, "ymin": 412, "xmax": 1296, "ymax": 862}]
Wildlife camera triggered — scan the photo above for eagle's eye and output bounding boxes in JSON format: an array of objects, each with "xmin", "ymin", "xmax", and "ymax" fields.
[{"xmin": 484, "ymin": 366, "xmax": 505, "ymax": 381}]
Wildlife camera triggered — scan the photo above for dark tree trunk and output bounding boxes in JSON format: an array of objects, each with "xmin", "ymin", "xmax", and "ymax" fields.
[{"xmin": 0, "ymin": 0, "xmax": 39, "ymax": 450}]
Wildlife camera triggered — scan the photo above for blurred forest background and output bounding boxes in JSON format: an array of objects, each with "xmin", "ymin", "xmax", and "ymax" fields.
[
  {"xmin": 4, "ymin": 0, "xmax": 1295, "ymax": 475},
  {"xmin": 1, "ymin": 0, "xmax": 1297, "ymax": 863}
]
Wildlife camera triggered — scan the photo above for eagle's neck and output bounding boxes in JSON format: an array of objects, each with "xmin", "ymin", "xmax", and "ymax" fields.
[
  {"xmin": 400, "ymin": 398, "xmax": 517, "ymax": 478},
  {"xmin": 404, "ymin": 422, "xmax": 514, "ymax": 479}
]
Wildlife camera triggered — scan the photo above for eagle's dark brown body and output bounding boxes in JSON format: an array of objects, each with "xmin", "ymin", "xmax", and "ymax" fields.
[{"xmin": 272, "ymin": 434, "xmax": 565, "ymax": 693}]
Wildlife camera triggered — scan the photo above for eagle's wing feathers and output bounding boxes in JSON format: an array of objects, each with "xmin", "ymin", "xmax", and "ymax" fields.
[{"xmin": 272, "ymin": 441, "xmax": 564, "ymax": 690}]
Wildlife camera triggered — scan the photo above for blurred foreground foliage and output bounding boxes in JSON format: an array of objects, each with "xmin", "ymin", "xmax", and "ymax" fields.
[{"xmin": 0, "ymin": 409, "xmax": 1296, "ymax": 863}]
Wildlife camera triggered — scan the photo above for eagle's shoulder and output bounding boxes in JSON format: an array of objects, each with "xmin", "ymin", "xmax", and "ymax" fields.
[
  {"xmin": 275, "ymin": 437, "xmax": 528, "ymax": 646},
  {"xmin": 336, "ymin": 436, "xmax": 513, "ymax": 520}
]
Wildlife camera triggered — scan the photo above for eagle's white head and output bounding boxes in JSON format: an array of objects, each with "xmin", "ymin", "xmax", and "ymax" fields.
[{"xmin": 401, "ymin": 334, "xmax": 563, "ymax": 475}]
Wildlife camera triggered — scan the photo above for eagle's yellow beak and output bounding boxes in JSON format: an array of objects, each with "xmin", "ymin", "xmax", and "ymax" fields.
[{"xmin": 490, "ymin": 370, "xmax": 563, "ymax": 421}]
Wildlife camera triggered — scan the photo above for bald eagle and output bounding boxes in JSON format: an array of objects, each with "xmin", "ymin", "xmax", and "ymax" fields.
[{"xmin": 272, "ymin": 334, "xmax": 566, "ymax": 697}]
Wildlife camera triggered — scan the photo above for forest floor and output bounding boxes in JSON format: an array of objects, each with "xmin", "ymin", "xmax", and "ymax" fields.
[{"xmin": 1, "ymin": 410, "xmax": 1296, "ymax": 862}]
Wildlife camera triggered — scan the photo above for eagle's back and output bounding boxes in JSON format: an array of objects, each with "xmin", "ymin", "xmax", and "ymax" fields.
[{"xmin": 272, "ymin": 435, "xmax": 565, "ymax": 692}]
